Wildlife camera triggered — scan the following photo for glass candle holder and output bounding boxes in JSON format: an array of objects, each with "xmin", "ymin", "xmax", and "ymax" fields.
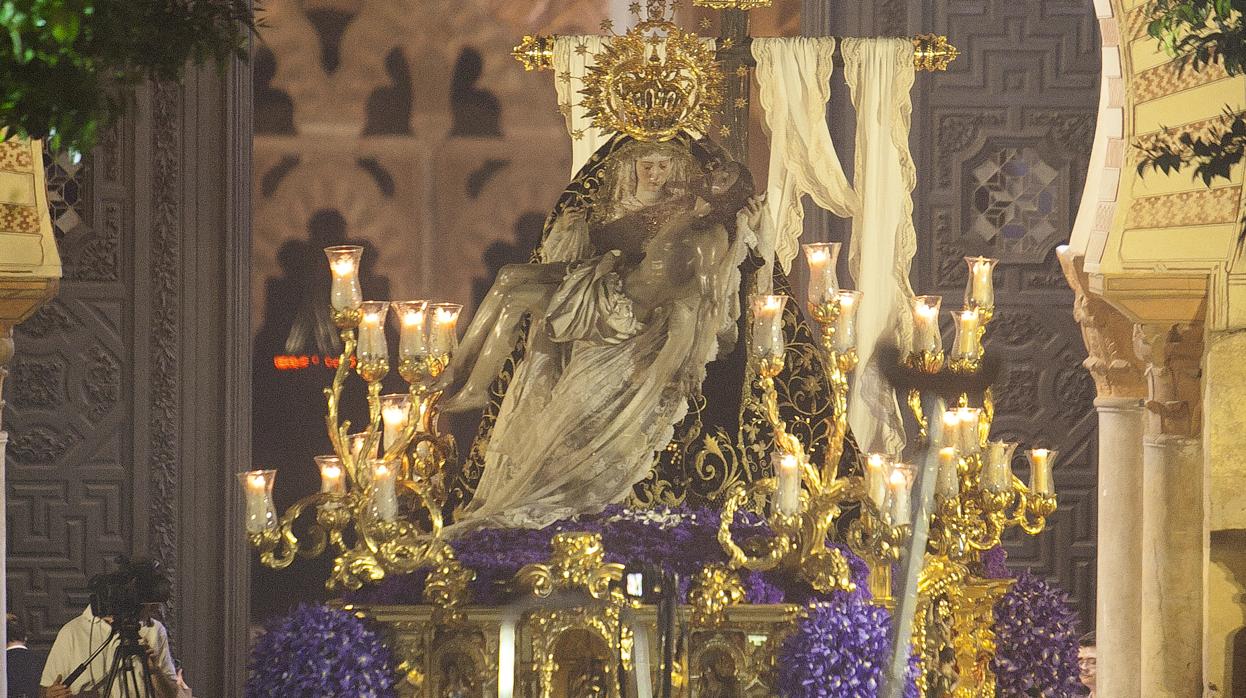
[
  {"xmin": 936, "ymin": 447, "xmax": 959, "ymax": 499},
  {"xmin": 964, "ymin": 256, "xmax": 999, "ymax": 312},
  {"xmin": 347, "ymin": 431, "xmax": 374, "ymax": 470},
  {"xmin": 315, "ymin": 455, "xmax": 346, "ymax": 495},
  {"xmin": 370, "ymin": 459, "xmax": 399, "ymax": 522},
  {"xmin": 833, "ymin": 290, "xmax": 863, "ymax": 353},
  {"xmin": 865, "ymin": 453, "xmax": 891, "ymax": 510},
  {"xmin": 941, "ymin": 410, "xmax": 962, "ymax": 452},
  {"xmin": 1027, "ymin": 448, "xmax": 1058, "ymax": 496},
  {"xmin": 886, "ymin": 463, "xmax": 915, "ymax": 526},
  {"xmin": 956, "ymin": 407, "xmax": 982, "ymax": 455},
  {"xmin": 950, "ymin": 308, "xmax": 982, "ymax": 362},
  {"xmin": 357, "ymin": 301, "xmax": 390, "ymax": 379},
  {"xmin": 773, "ymin": 452, "xmax": 802, "ymax": 516},
  {"xmin": 983, "ymin": 441, "xmax": 1018, "ymax": 493},
  {"xmin": 238, "ymin": 469, "xmax": 277, "ymax": 534},
  {"xmin": 381, "ymin": 393, "xmax": 412, "ymax": 453},
  {"xmin": 428, "ymin": 303, "xmax": 462, "ymax": 361},
  {"xmin": 749, "ymin": 294, "xmax": 788, "ymax": 363},
  {"xmin": 803, "ymin": 242, "xmax": 842, "ymax": 306},
  {"xmin": 910, "ymin": 295, "xmax": 943, "ymax": 356},
  {"xmin": 324, "ymin": 245, "xmax": 364, "ymax": 313},
  {"xmin": 392, "ymin": 301, "xmax": 429, "ymax": 380}
]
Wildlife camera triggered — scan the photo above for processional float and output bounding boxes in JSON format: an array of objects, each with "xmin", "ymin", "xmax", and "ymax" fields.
[{"xmin": 240, "ymin": 2, "xmax": 1062, "ymax": 696}]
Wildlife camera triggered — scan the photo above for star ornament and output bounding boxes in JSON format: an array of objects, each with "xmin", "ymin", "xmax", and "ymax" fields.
[
  {"xmin": 719, "ymin": 125, "xmax": 732, "ymax": 137},
  {"xmin": 599, "ymin": 18, "xmax": 614, "ymax": 33}
]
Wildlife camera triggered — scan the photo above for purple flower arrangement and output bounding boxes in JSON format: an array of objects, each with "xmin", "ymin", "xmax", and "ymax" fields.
[
  {"xmin": 776, "ymin": 594, "xmax": 919, "ymax": 698},
  {"xmin": 993, "ymin": 570, "xmax": 1090, "ymax": 696},
  {"xmin": 246, "ymin": 603, "xmax": 396, "ymax": 698}
]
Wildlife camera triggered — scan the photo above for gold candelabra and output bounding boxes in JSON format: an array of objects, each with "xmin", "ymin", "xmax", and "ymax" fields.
[{"xmin": 240, "ymin": 245, "xmax": 463, "ymax": 591}]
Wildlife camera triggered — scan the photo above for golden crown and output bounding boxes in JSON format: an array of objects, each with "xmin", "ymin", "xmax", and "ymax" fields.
[{"xmin": 579, "ymin": 5, "xmax": 723, "ymax": 142}]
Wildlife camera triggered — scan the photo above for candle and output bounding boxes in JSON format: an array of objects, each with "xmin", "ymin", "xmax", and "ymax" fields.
[
  {"xmin": 956, "ymin": 407, "xmax": 982, "ymax": 455},
  {"xmin": 951, "ymin": 309, "xmax": 981, "ymax": 361},
  {"xmin": 936, "ymin": 447, "xmax": 959, "ymax": 499},
  {"xmin": 984, "ymin": 441, "xmax": 1018, "ymax": 493},
  {"xmin": 381, "ymin": 394, "xmax": 411, "ymax": 453},
  {"xmin": 1027, "ymin": 449, "xmax": 1057, "ymax": 496},
  {"xmin": 750, "ymin": 294, "xmax": 788, "ymax": 362},
  {"xmin": 833, "ymin": 290, "xmax": 863, "ymax": 353},
  {"xmin": 887, "ymin": 465, "xmax": 913, "ymax": 525},
  {"xmin": 802, "ymin": 242, "xmax": 841, "ymax": 306},
  {"xmin": 774, "ymin": 452, "xmax": 802, "ymax": 516},
  {"xmin": 393, "ymin": 300, "xmax": 429, "ymax": 360},
  {"xmin": 964, "ymin": 256, "xmax": 998, "ymax": 310},
  {"xmin": 315, "ymin": 455, "xmax": 346, "ymax": 495},
  {"xmin": 911, "ymin": 295, "xmax": 943, "ymax": 355},
  {"xmin": 498, "ymin": 616, "xmax": 517, "ymax": 698},
  {"xmin": 347, "ymin": 431, "xmax": 374, "ymax": 469},
  {"xmin": 942, "ymin": 411, "xmax": 962, "ymax": 451},
  {"xmin": 238, "ymin": 470, "xmax": 276, "ymax": 534},
  {"xmin": 324, "ymin": 246, "xmax": 364, "ymax": 312},
  {"xmin": 428, "ymin": 303, "xmax": 462, "ymax": 359},
  {"xmin": 865, "ymin": 453, "xmax": 890, "ymax": 510},
  {"xmin": 357, "ymin": 301, "xmax": 390, "ymax": 365},
  {"xmin": 370, "ymin": 459, "xmax": 399, "ymax": 521}
]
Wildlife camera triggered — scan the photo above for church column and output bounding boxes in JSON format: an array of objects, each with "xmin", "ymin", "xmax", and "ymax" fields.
[
  {"xmin": 0, "ymin": 327, "xmax": 10, "ymax": 690},
  {"xmin": 1058, "ymin": 248, "xmax": 1147, "ymax": 695},
  {"xmin": 1134, "ymin": 322, "xmax": 1205, "ymax": 696}
]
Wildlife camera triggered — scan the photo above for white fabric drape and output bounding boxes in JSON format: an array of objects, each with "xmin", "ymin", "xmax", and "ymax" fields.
[
  {"xmin": 841, "ymin": 38, "xmax": 917, "ymax": 456},
  {"xmin": 752, "ymin": 37, "xmax": 917, "ymax": 455},
  {"xmin": 554, "ymin": 36, "xmax": 613, "ymax": 176},
  {"xmin": 752, "ymin": 37, "xmax": 858, "ymax": 286}
]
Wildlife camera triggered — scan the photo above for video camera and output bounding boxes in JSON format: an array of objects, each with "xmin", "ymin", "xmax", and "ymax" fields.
[{"xmin": 87, "ymin": 557, "xmax": 171, "ymax": 622}]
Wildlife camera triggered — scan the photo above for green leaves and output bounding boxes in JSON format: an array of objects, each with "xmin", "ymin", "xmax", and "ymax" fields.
[{"xmin": 0, "ymin": 0, "xmax": 255, "ymax": 152}]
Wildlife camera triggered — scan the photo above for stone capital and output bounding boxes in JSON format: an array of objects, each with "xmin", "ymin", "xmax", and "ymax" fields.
[
  {"xmin": 1057, "ymin": 247, "xmax": 1146, "ymax": 400},
  {"xmin": 1132, "ymin": 322, "xmax": 1203, "ymax": 438}
]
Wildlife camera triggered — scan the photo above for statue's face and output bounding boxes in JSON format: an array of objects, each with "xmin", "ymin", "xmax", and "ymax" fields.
[{"xmin": 634, "ymin": 154, "xmax": 675, "ymax": 195}]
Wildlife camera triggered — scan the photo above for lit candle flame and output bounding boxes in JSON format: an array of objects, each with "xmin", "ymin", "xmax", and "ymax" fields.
[
  {"xmin": 331, "ymin": 257, "xmax": 356, "ymax": 277},
  {"xmin": 403, "ymin": 309, "xmax": 424, "ymax": 327}
]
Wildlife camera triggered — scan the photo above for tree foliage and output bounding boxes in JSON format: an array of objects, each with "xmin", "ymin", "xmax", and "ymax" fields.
[
  {"xmin": 1136, "ymin": 0, "xmax": 1245, "ymax": 189},
  {"xmin": 0, "ymin": 0, "xmax": 255, "ymax": 152}
]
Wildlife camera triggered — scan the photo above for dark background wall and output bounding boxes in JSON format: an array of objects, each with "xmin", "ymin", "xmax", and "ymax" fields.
[{"xmin": 809, "ymin": 0, "xmax": 1102, "ymax": 631}]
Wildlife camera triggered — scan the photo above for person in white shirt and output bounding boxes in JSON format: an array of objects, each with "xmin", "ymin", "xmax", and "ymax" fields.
[{"xmin": 40, "ymin": 558, "xmax": 179, "ymax": 698}]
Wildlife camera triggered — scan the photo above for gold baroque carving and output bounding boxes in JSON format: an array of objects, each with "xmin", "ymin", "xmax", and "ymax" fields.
[{"xmin": 1057, "ymin": 248, "xmax": 1146, "ymax": 399}]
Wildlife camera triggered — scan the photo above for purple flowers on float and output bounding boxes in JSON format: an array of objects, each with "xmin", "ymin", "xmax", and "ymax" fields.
[
  {"xmin": 993, "ymin": 570, "xmax": 1090, "ymax": 696},
  {"xmin": 245, "ymin": 603, "xmax": 396, "ymax": 698}
]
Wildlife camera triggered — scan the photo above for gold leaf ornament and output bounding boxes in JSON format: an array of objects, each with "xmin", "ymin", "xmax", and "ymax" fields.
[{"xmin": 579, "ymin": 20, "xmax": 724, "ymax": 142}]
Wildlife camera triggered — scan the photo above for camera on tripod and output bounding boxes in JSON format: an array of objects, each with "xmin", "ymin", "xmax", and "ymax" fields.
[{"xmin": 87, "ymin": 557, "xmax": 172, "ymax": 623}]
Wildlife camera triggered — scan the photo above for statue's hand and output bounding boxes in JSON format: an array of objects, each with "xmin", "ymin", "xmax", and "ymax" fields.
[{"xmin": 742, "ymin": 193, "xmax": 766, "ymax": 231}]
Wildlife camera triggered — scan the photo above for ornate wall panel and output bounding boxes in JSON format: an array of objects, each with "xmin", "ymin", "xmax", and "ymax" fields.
[
  {"xmin": 809, "ymin": 0, "xmax": 1102, "ymax": 628},
  {"xmin": 4, "ymin": 61, "xmax": 254, "ymax": 694}
]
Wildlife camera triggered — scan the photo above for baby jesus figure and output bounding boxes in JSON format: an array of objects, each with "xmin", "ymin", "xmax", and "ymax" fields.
[{"xmin": 436, "ymin": 161, "xmax": 762, "ymax": 530}]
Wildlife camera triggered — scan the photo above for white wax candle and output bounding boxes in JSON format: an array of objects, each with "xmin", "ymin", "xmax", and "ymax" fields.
[
  {"xmin": 942, "ymin": 411, "xmax": 962, "ymax": 451},
  {"xmin": 984, "ymin": 441, "xmax": 1016, "ymax": 493},
  {"xmin": 865, "ymin": 453, "xmax": 889, "ymax": 509},
  {"xmin": 316, "ymin": 456, "xmax": 346, "ymax": 495},
  {"xmin": 775, "ymin": 453, "xmax": 802, "ymax": 516},
  {"xmin": 888, "ymin": 468, "xmax": 911, "ymax": 525},
  {"xmin": 326, "ymin": 246, "xmax": 363, "ymax": 312},
  {"xmin": 936, "ymin": 447, "xmax": 959, "ymax": 499},
  {"xmin": 429, "ymin": 304, "xmax": 461, "ymax": 358},
  {"xmin": 381, "ymin": 395, "xmax": 410, "ymax": 453},
  {"xmin": 953, "ymin": 309, "xmax": 981, "ymax": 360},
  {"xmin": 834, "ymin": 291, "xmax": 862, "ymax": 353},
  {"xmin": 969, "ymin": 258, "xmax": 995, "ymax": 308},
  {"xmin": 394, "ymin": 302, "xmax": 429, "ymax": 360},
  {"xmin": 371, "ymin": 461, "xmax": 399, "ymax": 521},
  {"xmin": 957, "ymin": 408, "xmax": 981, "ymax": 455},
  {"xmin": 751, "ymin": 294, "xmax": 787, "ymax": 360},
  {"xmin": 239, "ymin": 470, "xmax": 275, "ymax": 534},
  {"xmin": 357, "ymin": 302, "xmax": 389, "ymax": 362},
  {"xmin": 1028, "ymin": 449, "xmax": 1056, "ymax": 495},
  {"xmin": 803, "ymin": 243, "xmax": 840, "ymax": 305},
  {"xmin": 911, "ymin": 296, "xmax": 942, "ymax": 355}
]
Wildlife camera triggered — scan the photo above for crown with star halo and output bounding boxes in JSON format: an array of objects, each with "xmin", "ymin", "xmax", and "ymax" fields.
[{"xmin": 579, "ymin": 1, "xmax": 724, "ymax": 142}]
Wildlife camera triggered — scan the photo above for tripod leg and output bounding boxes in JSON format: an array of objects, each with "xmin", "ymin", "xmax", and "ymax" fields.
[
  {"xmin": 101, "ymin": 644, "xmax": 125, "ymax": 698},
  {"xmin": 138, "ymin": 648, "xmax": 160, "ymax": 698}
]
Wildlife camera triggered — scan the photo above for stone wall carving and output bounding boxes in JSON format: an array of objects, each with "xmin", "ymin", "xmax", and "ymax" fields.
[
  {"xmin": 1133, "ymin": 322, "xmax": 1203, "ymax": 438},
  {"xmin": 1058, "ymin": 248, "xmax": 1145, "ymax": 400}
]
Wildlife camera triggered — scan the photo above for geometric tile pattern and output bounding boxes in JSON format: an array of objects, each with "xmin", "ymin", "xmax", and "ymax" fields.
[{"xmin": 969, "ymin": 146, "xmax": 1061, "ymax": 258}]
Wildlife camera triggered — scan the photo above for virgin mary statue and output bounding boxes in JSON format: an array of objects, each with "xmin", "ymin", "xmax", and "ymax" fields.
[{"xmin": 444, "ymin": 134, "xmax": 858, "ymax": 524}]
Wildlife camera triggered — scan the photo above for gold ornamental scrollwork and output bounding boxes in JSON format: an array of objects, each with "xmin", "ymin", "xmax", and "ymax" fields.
[
  {"xmin": 516, "ymin": 532, "xmax": 625, "ymax": 600},
  {"xmin": 688, "ymin": 564, "xmax": 746, "ymax": 626}
]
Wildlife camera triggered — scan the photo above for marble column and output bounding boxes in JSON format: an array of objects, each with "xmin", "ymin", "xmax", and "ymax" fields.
[
  {"xmin": 1134, "ymin": 322, "xmax": 1206, "ymax": 696},
  {"xmin": 1, "ymin": 327, "xmax": 11, "ymax": 690},
  {"xmin": 1094, "ymin": 396, "xmax": 1144, "ymax": 696}
]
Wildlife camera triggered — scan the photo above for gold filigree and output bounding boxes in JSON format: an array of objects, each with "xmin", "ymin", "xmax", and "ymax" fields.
[
  {"xmin": 688, "ymin": 564, "xmax": 746, "ymax": 625},
  {"xmin": 516, "ymin": 532, "xmax": 625, "ymax": 600},
  {"xmin": 692, "ymin": 0, "xmax": 773, "ymax": 8},
  {"xmin": 580, "ymin": 19, "xmax": 724, "ymax": 142},
  {"xmin": 424, "ymin": 547, "xmax": 475, "ymax": 622},
  {"xmin": 913, "ymin": 34, "xmax": 960, "ymax": 72}
]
